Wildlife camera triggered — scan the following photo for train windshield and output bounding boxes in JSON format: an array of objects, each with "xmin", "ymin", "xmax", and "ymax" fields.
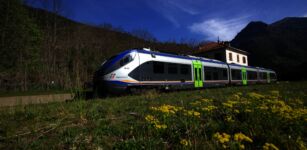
[
  {"xmin": 101, "ymin": 54, "xmax": 118, "ymax": 66},
  {"xmin": 100, "ymin": 51, "xmax": 136, "ymax": 75}
]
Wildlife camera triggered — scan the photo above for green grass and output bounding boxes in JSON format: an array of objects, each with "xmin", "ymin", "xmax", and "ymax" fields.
[{"xmin": 0, "ymin": 82, "xmax": 306, "ymax": 149}]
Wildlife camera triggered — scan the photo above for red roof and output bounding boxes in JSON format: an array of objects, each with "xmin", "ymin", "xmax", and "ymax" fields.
[{"xmin": 195, "ymin": 42, "xmax": 249, "ymax": 55}]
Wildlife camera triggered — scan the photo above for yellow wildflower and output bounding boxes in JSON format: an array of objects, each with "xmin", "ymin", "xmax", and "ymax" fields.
[
  {"xmin": 190, "ymin": 101, "xmax": 202, "ymax": 106},
  {"xmin": 232, "ymin": 93, "xmax": 241, "ymax": 100},
  {"xmin": 247, "ymin": 92, "xmax": 265, "ymax": 100},
  {"xmin": 270, "ymin": 90, "xmax": 279, "ymax": 97},
  {"xmin": 263, "ymin": 143, "xmax": 279, "ymax": 150},
  {"xmin": 234, "ymin": 109, "xmax": 240, "ymax": 113},
  {"xmin": 145, "ymin": 115, "xmax": 167, "ymax": 130},
  {"xmin": 202, "ymin": 105, "xmax": 217, "ymax": 112},
  {"xmin": 180, "ymin": 139, "xmax": 191, "ymax": 146},
  {"xmin": 223, "ymin": 100, "xmax": 238, "ymax": 108},
  {"xmin": 151, "ymin": 104, "xmax": 182, "ymax": 115},
  {"xmin": 296, "ymin": 137, "xmax": 307, "ymax": 150},
  {"xmin": 239, "ymin": 144, "xmax": 245, "ymax": 149},
  {"xmin": 234, "ymin": 133, "xmax": 253, "ymax": 143},
  {"xmin": 222, "ymin": 144, "xmax": 227, "ymax": 149},
  {"xmin": 184, "ymin": 110, "xmax": 201, "ymax": 118},
  {"xmin": 225, "ymin": 116, "xmax": 235, "ymax": 123},
  {"xmin": 258, "ymin": 104, "xmax": 269, "ymax": 110},
  {"xmin": 154, "ymin": 124, "xmax": 167, "ymax": 129},
  {"xmin": 245, "ymin": 109, "xmax": 252, "ymax": 113},
  {"xmin": 201, "ymin": 98, "xmax": 213, "ymax": 103},
  {"xmin": 223, "ymin": 102, "xmax": 233, "ymax": 108},
  {"xmin": 213, "ymin": 132, "xmax": 231, "ymax": 144},
  {"xmin": 145, "ymin": 115, "xmax": 157, "ymax": 123},
  {"xmin": 291, "ymin": 98, "xmax": 304, "ymax": 106},
  {"xmin": 236, "ymin": 92, "xmax": 243, "ymax": 96}
]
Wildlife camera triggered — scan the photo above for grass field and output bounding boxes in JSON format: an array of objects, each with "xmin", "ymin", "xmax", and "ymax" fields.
[{"xmin": 0, "ymin": 82, "xmax": 306, "ymax": 149}]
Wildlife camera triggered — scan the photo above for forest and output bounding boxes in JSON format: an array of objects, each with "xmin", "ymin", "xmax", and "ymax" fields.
[{"xmin": 0, "ymin": 0, "xmax": 194, "ymax": 92}]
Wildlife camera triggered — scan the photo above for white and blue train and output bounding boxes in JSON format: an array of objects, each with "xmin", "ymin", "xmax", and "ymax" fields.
[{"xmin": 93, "ymin": 48, "xmax": 277, "ymax": 96}]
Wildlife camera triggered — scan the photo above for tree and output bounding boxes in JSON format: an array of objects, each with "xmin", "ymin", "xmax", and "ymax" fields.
[
  {"xmin": 130, "ymin": 29, "xmax": 157, "ymax": 42},
  {"xmin": 0, "ymin": 0, "xmax": 42, "ymax": 91}
]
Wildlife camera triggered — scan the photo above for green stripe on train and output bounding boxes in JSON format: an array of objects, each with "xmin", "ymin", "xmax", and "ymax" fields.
[
  {"xmin": 192, "ymin": 60, "xmax": 203, "ymax": 88},
  {"xmin": 241, "ymin": 67, "xmax": 247, "ymax": 85}
]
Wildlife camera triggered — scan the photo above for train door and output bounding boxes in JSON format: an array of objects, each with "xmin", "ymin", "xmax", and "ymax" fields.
[
  {"xmin": 241, "ymin": 67, "xmax": 247, "ymax": 85},
  {"xmin": 267, "ymin": 72, "xmax": 270, "ymax": 83},
  {"xmin": 192, "ymin": 60, "xmax": 203, "ymax": 88}
]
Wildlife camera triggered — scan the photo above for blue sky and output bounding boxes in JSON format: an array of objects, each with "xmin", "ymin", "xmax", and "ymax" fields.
[{"xmin": 28, "ymin": 0, "xmax": 307, "ymax": 42}]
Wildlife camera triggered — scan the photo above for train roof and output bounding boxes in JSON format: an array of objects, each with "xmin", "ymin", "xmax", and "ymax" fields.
[
  {"xmin": 228, "ymin": 63, "xmax": 273, "ymax": 71},
  {"xmin": 112, "ymin": 49, "xmax": 275, "ymax": 72},
  {"xmin": 134, "ymin": 49, "xmax": 227, "ymax": 65}
]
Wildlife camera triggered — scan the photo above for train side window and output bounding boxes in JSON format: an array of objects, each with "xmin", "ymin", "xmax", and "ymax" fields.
[
  {"xmin": 168, "ymin": 63, "xmax": 178, "ymax": 74},
  {"xmin": 259, "ymin": 72, "xmax": 263, "ymax": 79},
  {"xmin": 204, "ymin": 67, "xmax": 212, "ymax": 80},
  {"xmin": 205, "ymin": 70, "xmax": 212, "ymax": 80},
  {"xmin": 213, "ymin": 72, "xmax": 218, "ymax": 80},
  {"xmin": 222, "ymin": 69, "xmax": 228, "ymax": 80},
  {"xmin": 231, "ymin": 69, "xmax": 241, "ymax": 80},
  {"xmin": 270, "ymin": 73, "xmax": 277, "ymax": 79},
  {"xmin": 259, "ymin": 72, "xmax": 267, "ymax": 79},
  {"xmin": 205, "ymin": 72, "xmax": 212, "ymax": 80},
  {"xmin": 180, "ymin": 65, "xmax": 190, "ymax": 75},
  {"xmin": 247, "ymin": 71, "xmax": 257, "ymax": 80},
  {"xmin": 153, "ymin": 61, "xmax": 164, "ymax": 74},
  {"xmin": 263, "ymin": 73, "xmax": 267, "ymax": 79},
  {"xmin": 204, "ymin": 66, "xmax": 227, "ymax": 80}
]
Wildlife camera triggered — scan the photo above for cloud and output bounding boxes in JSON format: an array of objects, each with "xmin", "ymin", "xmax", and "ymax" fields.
[
  {"xmin": 189, "ymin": 17, "xmax": 249, "ymax": 41},
  {"xmin": 167, "ymin": 0, "xmax": 199, "ymax": 15},
  {"xmin": 145, "ymin": 0, "xmax": 199, "ymax": 27}
]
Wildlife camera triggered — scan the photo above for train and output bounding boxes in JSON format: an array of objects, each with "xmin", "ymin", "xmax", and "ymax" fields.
[{"xmin": 93, "ymin": 48, "xmax": 277, "ymax": 96}]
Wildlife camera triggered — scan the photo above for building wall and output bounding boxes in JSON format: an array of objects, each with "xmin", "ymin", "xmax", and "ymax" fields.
[{"xmin": 225, "ymin": 49, "xmax": 248, "ymax": 66}]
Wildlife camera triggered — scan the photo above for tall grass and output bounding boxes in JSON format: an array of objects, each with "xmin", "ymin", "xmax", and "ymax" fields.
[{"xmin": 0, "ymin": 82, "xmax": 306, "ymax": 149}]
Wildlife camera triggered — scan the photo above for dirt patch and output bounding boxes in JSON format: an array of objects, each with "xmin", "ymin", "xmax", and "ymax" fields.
[{"xmin": 0, "ymin": 93, "xmax": 73, "ymax": 107}]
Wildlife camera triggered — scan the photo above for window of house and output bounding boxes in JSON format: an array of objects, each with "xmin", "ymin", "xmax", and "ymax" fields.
[
  {"xmin": 237, "ymin": 55, "xmax": 240, "ymax": 63},
  {"xmin": 243, "ymin": 57, "xmax": 246, "ymax": 64},
  {"xmin": 229, "ymin": 53, "xmax": 232, "ymax": 61}
]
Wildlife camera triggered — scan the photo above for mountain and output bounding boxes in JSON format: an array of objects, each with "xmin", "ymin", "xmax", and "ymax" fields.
[
  {"xmin": 0, "ymin": 0, "xmax": 194, "ymax": 92},
  {"xmin": 231, "ymin": 17, "xmax": 307, "ymax": 80}
]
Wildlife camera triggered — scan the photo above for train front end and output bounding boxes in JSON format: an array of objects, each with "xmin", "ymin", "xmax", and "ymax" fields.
[{"xmin": 93, "ymin": 50, "xmax": 139, "ymax": 96}]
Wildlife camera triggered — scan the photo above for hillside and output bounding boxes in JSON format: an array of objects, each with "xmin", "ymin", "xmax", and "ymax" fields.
[
  {"xmin": 0, "ymin": 0, "xmax": 194, "ymax": 92},
  {"xmin": 231, "ymin": 17, "xmax": 307, "ymax": 80}
]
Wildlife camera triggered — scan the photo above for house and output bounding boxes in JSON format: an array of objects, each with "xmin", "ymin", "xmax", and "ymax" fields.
[{"xmin": 194, "ymin": 41, "xmax": 249, "ymax": 66}]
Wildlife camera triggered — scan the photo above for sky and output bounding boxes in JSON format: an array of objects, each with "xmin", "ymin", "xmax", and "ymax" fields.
[{"xmin": 28, "ymin": 0, "xmax": 307, "ymax": 42}]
